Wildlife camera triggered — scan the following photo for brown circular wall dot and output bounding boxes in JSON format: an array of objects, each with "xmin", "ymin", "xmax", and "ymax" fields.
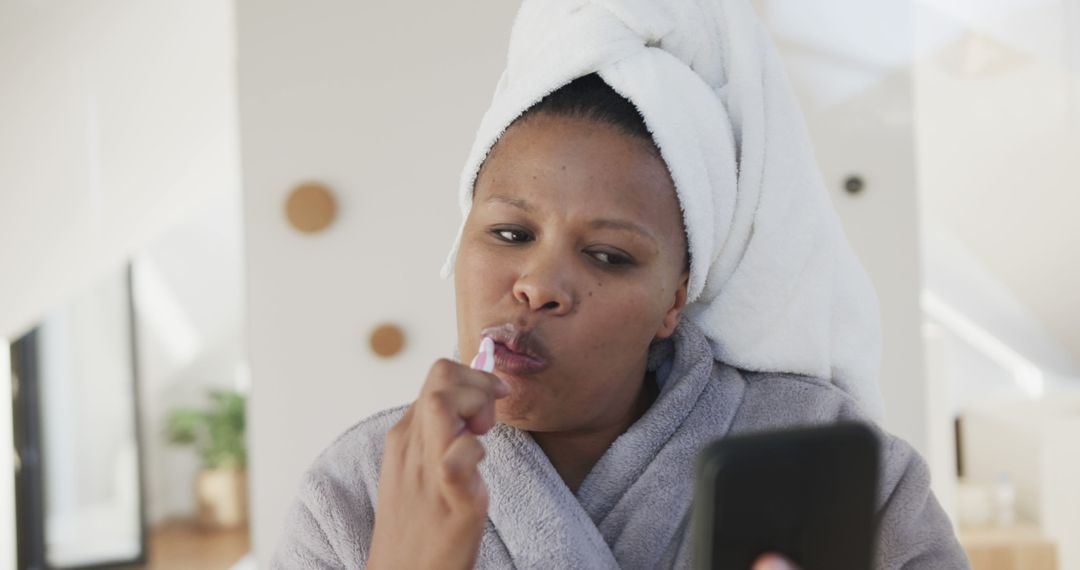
[
  {"xmin": 285, "ymin": 182, "xmax": 337, "ymax": 233},
  {"xmin": 369, "ymin": 323, "xmax": 406, "ymax": 358},
  {"xmin": 843, "ymin": 174, "xmax": 866, "ymax": 196}
]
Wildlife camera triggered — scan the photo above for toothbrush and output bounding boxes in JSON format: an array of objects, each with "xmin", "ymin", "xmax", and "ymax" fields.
[
  {"xmin": 470, "ymin": 336, "xmax": 496, "ymax": 373},
  {"xmin": 455, "ymin": 336, "xmax": 497, "ymax": 437}
]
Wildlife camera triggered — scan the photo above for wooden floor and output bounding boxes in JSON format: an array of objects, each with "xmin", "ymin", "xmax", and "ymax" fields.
[{"xmin": 141, "ymin": 519, "xmax": 250, "ymax": 570}]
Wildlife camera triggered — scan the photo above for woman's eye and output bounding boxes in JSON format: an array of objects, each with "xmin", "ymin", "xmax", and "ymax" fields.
[
  {"xmin": 590, "ymin": 251, "xmax": 633, "ymax": 267},
  {"xmin": 491, "ymin": 228, "xmax": 533, "ymax": 243}
]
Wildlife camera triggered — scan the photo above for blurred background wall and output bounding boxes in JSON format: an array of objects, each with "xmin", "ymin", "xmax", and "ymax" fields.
[
  {"xmin": 2, "ymin": 0, "xmax": 1079, "ymax": 569},
  {"xmin": 235, "ymin": 0, "xmax": 519, "ymax": 562},
  {"xmin": 0, "ymin": 0, "xmax": 240, "ymax": 339},
  {"xmin": 0, "ymin": 0, "xmax": 245, "ymax": 567}
]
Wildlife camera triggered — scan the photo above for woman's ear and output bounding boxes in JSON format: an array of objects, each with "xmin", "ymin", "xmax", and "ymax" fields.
[{"xmin": 654, "ymin": 271, "xmax": 690, "ymax": 341}]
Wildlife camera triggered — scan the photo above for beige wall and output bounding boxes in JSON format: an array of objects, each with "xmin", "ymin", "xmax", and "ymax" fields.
[
  {"xmin": 236, "ymin": 0, "xmax": 520, "ymax": 562},
  {"xmin": 0, "ymin": 0, "xmax": 240, "ymax": 341},
  {"xmin": 914, "ymin": 0, "xmax": 1080, "ymax": 374},
  {"xmin": 0, "ymin": 1, "xmax": 239, "ymax": 566}
]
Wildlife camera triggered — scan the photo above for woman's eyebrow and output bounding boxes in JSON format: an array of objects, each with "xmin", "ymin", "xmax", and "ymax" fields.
[
  {"xmin": 485, "ymin": 193, "xmax": 656, "ymax": 244},
  {"xmin": 589, "ymin": 218, "xmax": 657, "ymax": 244},
  {"xmin": 485, "ymin": 193, "xmax": 534, "ymax": 213}
]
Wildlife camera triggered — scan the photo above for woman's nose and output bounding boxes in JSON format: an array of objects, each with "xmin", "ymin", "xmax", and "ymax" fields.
[{"xmin": 512, "ymin": 255, "xmax": 574, "ymax": 315}]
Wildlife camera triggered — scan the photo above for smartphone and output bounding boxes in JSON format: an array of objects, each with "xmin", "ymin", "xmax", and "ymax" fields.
[{"xmin": 692, "ymin": 422, "xmax": 880, "ymax": 570}]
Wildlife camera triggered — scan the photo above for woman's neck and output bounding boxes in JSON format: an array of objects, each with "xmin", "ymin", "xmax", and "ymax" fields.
[{"xmin": 530, "ymin": 371, "xmax": 659, "ymax": 493}]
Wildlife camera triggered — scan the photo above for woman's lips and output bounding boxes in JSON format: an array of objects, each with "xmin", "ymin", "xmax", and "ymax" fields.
[
  {"xmin": 479, "ymin": 322, "xmax": 550, "ymax": 376},
  {"xmin": 492, "ymin": 341, "xmax": 548, "ymax": 375}
]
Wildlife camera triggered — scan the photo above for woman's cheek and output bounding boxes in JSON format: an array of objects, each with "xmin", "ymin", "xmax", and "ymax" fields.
[
  {"xmin": 460, "ymin": 238, "xmax": 507, "ymax": 282},
  {"xmin": 480, "ymin": 252, "xmax": 521, "ymax": 294},
  {"xmin": 594, "ymin": 287, "xmax": 665, "ymax": 344}
]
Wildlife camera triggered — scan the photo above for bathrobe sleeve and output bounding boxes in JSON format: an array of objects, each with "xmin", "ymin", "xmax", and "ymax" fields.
[
  {"xmin": 734, "ymin": 372, "xmax": 970, "ymax": 569},
  {"xmin": 270, "ymin": 469, "xmax": 373, "ymax": 569},
  {"xmin": 271, "ymin": 407, "xmax": 404, "ymax": 570},
  {"xmin": 872, "ymin": 432, "xmax": 970, "ymax": 569}
]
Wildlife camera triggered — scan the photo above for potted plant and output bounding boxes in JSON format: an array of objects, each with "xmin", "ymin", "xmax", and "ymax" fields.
[{"xmin": 166, "ymin": 389, "xmax": 248, "ymax": 528}]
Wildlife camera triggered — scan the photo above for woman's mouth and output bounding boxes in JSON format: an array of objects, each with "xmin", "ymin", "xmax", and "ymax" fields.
[
  {"xmin": 492, "ymin": 341, "xmax": 548, "ymax": 375},
  {"xmin": 480, "ymin": 322, "xmax": 550, "ymax": 376}
]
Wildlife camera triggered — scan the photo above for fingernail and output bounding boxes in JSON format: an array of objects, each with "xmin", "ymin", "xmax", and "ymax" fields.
[
  {"xmin": 493, "ymin": 376, "xmax": 511, "ymax": 397},
  {"xmin": 754, "ymin": 555, "xmax": 798, "ymax": 570}
]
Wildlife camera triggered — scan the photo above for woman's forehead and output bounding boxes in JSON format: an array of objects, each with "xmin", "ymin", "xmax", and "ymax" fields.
[{"xmin": 474, "ymin": 114, "xmax": 681, "ymax": 230}]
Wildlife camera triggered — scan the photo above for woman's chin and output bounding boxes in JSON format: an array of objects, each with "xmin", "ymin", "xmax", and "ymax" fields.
[{"xmin": 495, "ymin": 396, "xmax": 553, "ymax": 430}]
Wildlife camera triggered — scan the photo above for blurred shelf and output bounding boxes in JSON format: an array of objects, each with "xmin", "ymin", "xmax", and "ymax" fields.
[
  {"xmin": 141, "ymin": 519, "xmax": 250, "ymax": 570},
  {"xmin": 960, "ymin": 524, "xmax": 1058, "ymax": 570}
]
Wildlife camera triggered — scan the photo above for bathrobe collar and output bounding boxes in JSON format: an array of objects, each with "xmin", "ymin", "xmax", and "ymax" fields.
[{"xmin": 478, "ymin": 319, "xmax": 746, "ymax": 568}]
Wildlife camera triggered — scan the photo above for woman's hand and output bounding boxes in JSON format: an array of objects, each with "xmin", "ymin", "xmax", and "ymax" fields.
[
  {"xmin": 752, "ymin": 553, "xmax": 802, "ymax": 570},
  {"xmin": 367, "ymin": 359, "xmax": 510, "ymax": 570}
]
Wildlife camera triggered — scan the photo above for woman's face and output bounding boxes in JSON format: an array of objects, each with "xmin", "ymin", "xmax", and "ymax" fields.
[{"xmin": 454, "ymin": 113, "xmax": 689, "ymax": 434}]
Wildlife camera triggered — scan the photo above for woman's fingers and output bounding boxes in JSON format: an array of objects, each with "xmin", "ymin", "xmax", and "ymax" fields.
[
  {"xmin": 752, "ymin": 553, "xmax": 801, "ymax": 570},
  {"xmin": 460, "ymin": 369, "xmax": 511, "ymax": 399},
  {"xmin": 440, "ymin": 432, "xmax": 489, "ymax": 512},
  {"xmin": 419, "ymin": 361, "xmax": 502, "ymax": 434},
  {"xmin": 411, "ymin": 360, "xmax": 505, "ymax": 472},
  {"xmin": 370, "ymin": 359, "xmax": 504, "ymax": 570},
  {"xmin": 419, "ymin": 384, "xmax": 493, "ymax": 456},
  {"xmin": 391, "ymin": 358, "xmax": 508, "ymax": 511},
  {"xmin": 421, "ymin": 359, "xmax": 509, "ymax": 401}
]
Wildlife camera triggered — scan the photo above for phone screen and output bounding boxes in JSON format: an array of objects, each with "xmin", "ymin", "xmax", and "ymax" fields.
[{"xmin": 693, "ymin": 422, "xmax": 879, "ymax": 570}]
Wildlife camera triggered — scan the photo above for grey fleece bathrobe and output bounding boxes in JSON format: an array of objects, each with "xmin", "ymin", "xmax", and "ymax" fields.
[{"xmin": 272, "ymin": 319, "xmax": 970, "ymax": 569}]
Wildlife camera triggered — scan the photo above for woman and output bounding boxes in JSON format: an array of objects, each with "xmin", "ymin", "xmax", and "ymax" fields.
[{"xmin": 273, "ymin": 1, "xmax": 969, "ymax": 568}]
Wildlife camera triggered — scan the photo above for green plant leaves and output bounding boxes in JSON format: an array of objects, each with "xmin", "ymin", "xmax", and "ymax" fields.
[{"xmin": 165, "ymin": 389, "xmax": 246, "ymax": 470}]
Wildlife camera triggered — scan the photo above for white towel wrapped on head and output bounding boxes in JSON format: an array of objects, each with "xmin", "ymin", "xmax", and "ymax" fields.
[{"xmin": 440, "ymin": 0, "xmax": 884, "ymax": 418}]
